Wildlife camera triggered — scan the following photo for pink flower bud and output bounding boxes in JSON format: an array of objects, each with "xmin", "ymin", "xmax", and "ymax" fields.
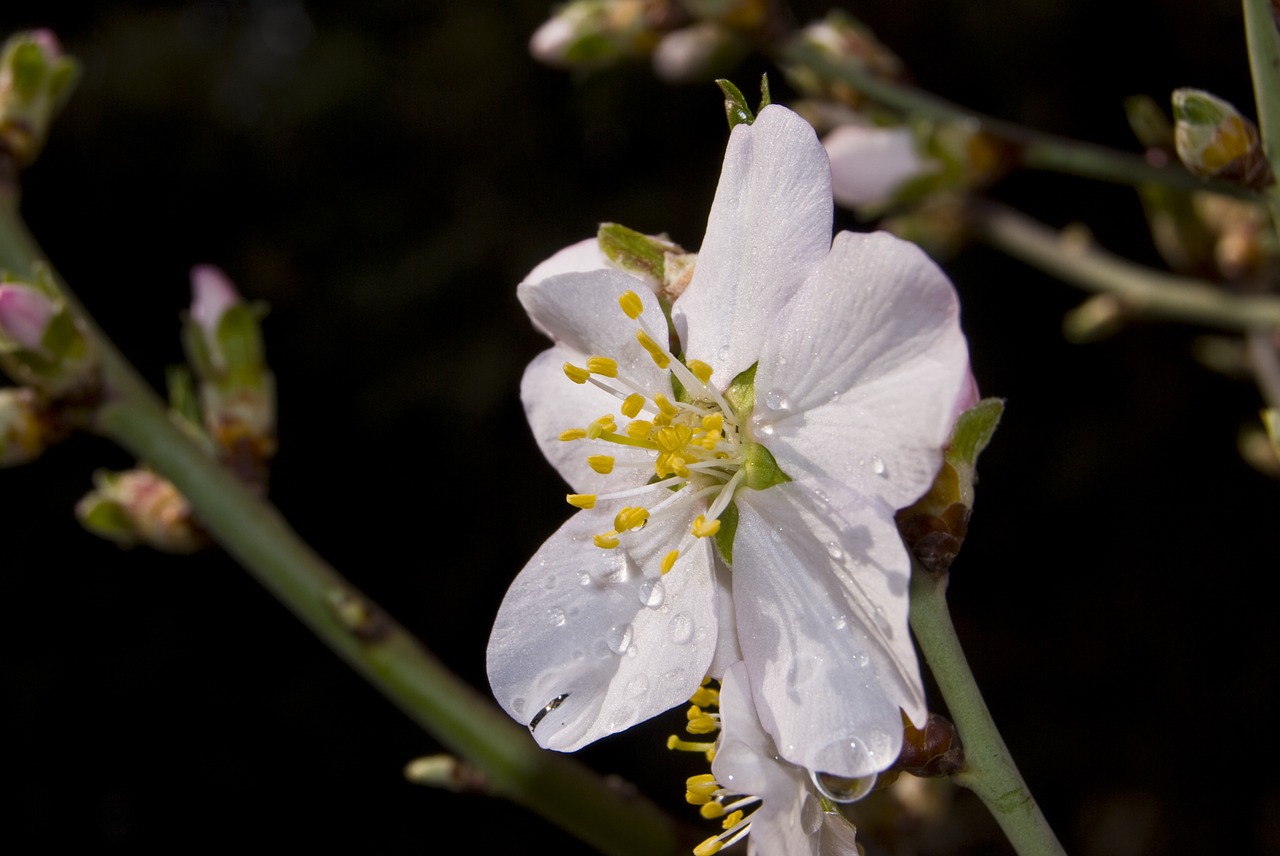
[
  {"xmin": 0, "ymin": 283, "xmax": 55, "ymax": 350},
  {"xmin": 189, "ymin": 264, "xmax": 240, "ymax": 337}
]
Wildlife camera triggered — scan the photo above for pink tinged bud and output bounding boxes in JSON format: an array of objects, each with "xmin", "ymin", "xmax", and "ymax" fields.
[
  {"xmin": 189, "ymin": 264, "xmax": 241, "ymax": 337},
  {"xmin": 28, "ymin": 29, "xmax": 63, "ymax": 60},
  {"xmin": 529, "ymin": 17, "xmax": 576, "ymax": 66},
  {"xmin": 0, "ymin": 284, "xmax": 55, "ymax": 350},
  {"xmin": 823, "ymin": 124, "xmax": 935, "ymax": 209}
]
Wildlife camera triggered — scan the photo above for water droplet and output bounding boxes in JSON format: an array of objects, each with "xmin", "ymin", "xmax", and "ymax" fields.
[
  {"xmin": 871, "ymin": 454, "xmax": 886, "ymax": 476},
  {"xmin": 769, "ymin": 527, "xmax": 783, "ymax": 543},
  {"xmin": 578, "ymin": 572, "xmax": 591, "ymax": 586},
  {"xmin": 548, "ymin": 607, "xmax": 566, "ymax": 627},
  {"xmin": 854, "ymin": 652, "xmax": 870, "ymax": 668},
  {"xmin": 626, "ymin": 675, "xmax": 649, "ymax": 697},
  {"xmin": 778, "ymin": 355, "xmax": 787, "ymax": 366},
  {"xmin": 753, "ymin": 419, "xmax": 775, "ymax": 438},
  {"xmin": 763, "ymin": 388, "xmax": 791, "ymax": 411},
  {"xmin": 872, "ymin": 606, "xmax": 892, "ymax": 635},
  {"xmin": 831, "ymin": 614, "xmax": 847, "ymax": 630},
  {"xmin": 809, "ymin": 768, "xmax": 875, "ymax": 803},
  {"xmin": 829, "ymin": 389, "xmax": 840, "ymax": 402},
  {"xmin": 668, "ymin": 612, "xmax": 693, "ymax": 644},
  {"xmin": 605, "ymin": 623, "xmax": 634, "ymax": 655},
  {"xmin": 638, "ymin": 579, "xmax": 666, "ymax": 608},
  {"xmin": 511, "ymin": 697, "xmax": 526, "ymax": 716},
  {"xmin": 717, "ymin": 344, "xmax": 730, "ymax": 361},
  {"xmin": 825, "ymin": 541, "xmax": 843, "ymax": 560}
]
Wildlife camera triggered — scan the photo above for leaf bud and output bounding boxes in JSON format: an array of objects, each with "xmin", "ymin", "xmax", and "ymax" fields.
[
  {"xmin": 0, "ymin": 30, "xmax": 79, "ymax": 170},
  {"xmin": 1172, "ymin": 88, "xmax": 1273, "ymax": 190}
]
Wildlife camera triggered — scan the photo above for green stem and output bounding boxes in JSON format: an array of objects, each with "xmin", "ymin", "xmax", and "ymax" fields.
[
  {"xmin": 909, "ymin": 565, "xmax": 1067, "ymax": 856},
  {"xmin": 0, "ymin": 191, "xmax": 678, "ymax": 856},
  {"xmin": 972, "ymin": 200, "xmax": 1280, "ymax": 330},
  {"xmin": 779, "ymin": 43, "xmax": 1257, "ymax": 199},
  {"xmin": 1242, "ymin": 0, "xmax": 1280, "ymax": 227}
]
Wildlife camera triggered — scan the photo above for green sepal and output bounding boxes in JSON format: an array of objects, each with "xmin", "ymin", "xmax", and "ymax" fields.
[
  {"xmin": 598, "ymin": 223, "xmax": 667, "ymax": 284},
  {"xmin": 215, "ymin": 302, "xmax": 267, "ymax": 388},
  {"xmin": 76, "ymin": 494, "xmax": 136, "ymax": 546},
  {"xmin": 947, "ymin": 397, "xmax": 1003, "ymax": 467},
  {"xmin": 742, "ymin": 441, "xmax": 789, "ymax": 491},
  {"xmin": 712, "ymin": 500, "xmax": 739, "ymax": 565},
  {"xmin": 10, "ymin": 41, "xmax": 48, "ymax": 101},
  {"xmin": 40, "ymin": 307, "xmax": 85, "ymax": 361},
  {"xmin": 758, "ymin": 73, "xmax": 771, "ymax": 109},
  {"xmin": 716, "ymin": 78, "xmax": 755, "ymax": 128},
  {"xmin": 166, "ymin": 364, "xmax": 205, "ymax": 431},
  {"xmin": 722, "ymin": 361, "xmax": 757, "ymax": 417}
]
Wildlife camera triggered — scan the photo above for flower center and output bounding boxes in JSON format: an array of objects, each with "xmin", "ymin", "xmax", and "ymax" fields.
[{"xmin": 558, "ymin": 289, "xmax": 778, "ymax": 569}]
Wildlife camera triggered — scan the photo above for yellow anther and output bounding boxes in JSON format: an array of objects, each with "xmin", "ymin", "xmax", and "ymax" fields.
[
  {"xmin": 693, "ymin": 835, "xmax": 724, "ymax": 856},
  {"xmin": 701, "ymin": 413, "xmax": 724, "ymax": 432},
  {"xmin": 587, "ymin": 415, "xmax": 616, "ymax": 439},
  {"xmin": 687, "ymin": 715, "xmax": 719, "ymax": 735},
  {"xmin": 566, "ymin": 493, "xmax": 597, "ymax": 509},
  {"xmin": 667, "ymin": 734, "xmax": 714, "ymax": 753},
  {"xmin": 660, "ymin": 550, "xmax": 680, "ymax": 575},
  {"xmin": 626, "ymin": 419, "xmax": 654, "ymax": 439},
  {"xmin": 688, "ymin": 359, "xmax": 714, "ymax": 383},
  {"xmin": 587, "ymin": 356, "xmax": 618, "ymax": 377},
  {"xmin": 653, "ymin": 393, "xmax": 680, "ymax": 418},
  {"xmin": 689, "ymin": 686, "xmax": 719, "ymax": 708},
  {"xmin": 621, "ymin": 392, "xmax": 645, "ymax": 418},
  {"xmin": 613, "ymin": 506, "xmax": 650, "ymax": 532},
  {"xmin": 587, "ymin": 455, "xmax": 615, "ymax": 474},
  {"xmin": 559, "ymin": 428, "xmax": 587, "ymax": 441},
  {"xmin": 563, "ymin": 362, "xmax": 591, "ymax": 384},
  {"xmin": 636, "ymin": 330, "xmax": 671, "ymax": 368},
  {"xmin": 692, "ymin": 515, "xmax": 721, "ymax": 538},
  {"xmin": 619, "ymin": 290, "xmax": 644, "ymax": 319},
  {"xmin": 593, "ymin": 531, "xmax": 620, "ymax": 549},
  {"xmin": 686, "ymin": 791, "xmax": 713, "ymax": 806},
  {"xmin": 721, "ymin": 810, "xmax": 744, "ymax": 830},
  {"xmin": 699, "ymin": 802, "xmax": 727, "ymax": 820},
  {"xmin": 686, "ymin": 774, "xmax": 719, "ymax": 796},
  {"xmin": 656, "ymin": 452, "xmax": 690, "ymax": 479}
]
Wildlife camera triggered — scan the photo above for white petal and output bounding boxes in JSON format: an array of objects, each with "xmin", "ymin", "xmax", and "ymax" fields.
[
  {"xmin": 752, "ymin": 231, "xmax": 970, "ymax": 509},
  {"xmin": 523, "ymin": 238, "xmax": 609, "ymax": 287},
  {"xmin": 706, "ymin": 560, "xmax": 742, "ymax": 679},
  {"xmin": 675, "ymin": 106, "xmax": 834, "ymax": 384},
  {"xmin": 521, "ymin": 348, "xmax": 659, "ymax": 494},
  {"xmin": 823, "ymin": 124, "xmax": 935, "ymax": 209},
  {"xmin": 732, "ymin": 480, "xmax": 926, "ymax": 778},
  {"xmin": 487, "ymin": 493, "xmax": 718, "ymax": 751}
]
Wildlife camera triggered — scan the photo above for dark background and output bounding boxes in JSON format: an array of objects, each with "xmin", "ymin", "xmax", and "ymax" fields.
[{"xmin": 1, "ymin": 1, "xmax": 1275, "ymax": 853}]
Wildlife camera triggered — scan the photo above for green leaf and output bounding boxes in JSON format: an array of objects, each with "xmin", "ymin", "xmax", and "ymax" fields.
[
  {"xmin": 947, "ymin": 397, "xmax": 1003, "ymax": 466},
  {"xmin": 598, "ymin": 223, "xmax": 666, "ymax": 283},
  {"xmin": 716, "ymin": 78, "xmax": 755, "ymax": 128}
]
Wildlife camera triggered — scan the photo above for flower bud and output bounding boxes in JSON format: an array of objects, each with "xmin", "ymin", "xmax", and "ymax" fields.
[
  {"xmin": 529, "ymin": 0, "xmax": 658, "ymax": 70},
  {"xmin": 76, "ymin": 468, "xmax": 206, "ymax": 553},
  {"xmin": 0, "ymin": 274, "xmax": 97, "ymax": 397},
  {"xmin": 1172, "ymin": 88, "xmax": 1273, "ymax": 190},
  {"xmin": 0, "ymin": 30, "xmax": 79, "ymax": 169},
  {"xmin": 0, "ymin": 282, "xmax": 54, "ymax": 350},
  {"xmin": 824, "ymin": 123, "xmax": 937, "ymax": 211},
  {"xmin": 181, "ymin": 265, "xmax": 276, "ymax": 489},
  {"xmin": 784, "ymin": 10, "xmax": 903, "ymax": 103},
  {"xmin": 652, "ymin": 23, "xmax": 745, "ymax": 83}
]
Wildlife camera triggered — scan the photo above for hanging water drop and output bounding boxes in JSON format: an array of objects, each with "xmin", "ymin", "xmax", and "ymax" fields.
[
  {"xmin": 605, "ymin": 623, "xmax": 634, "ymax": 654},
  {"xmin": 638, "ymin": 579, "xmax": 666, "ymax": 608}
]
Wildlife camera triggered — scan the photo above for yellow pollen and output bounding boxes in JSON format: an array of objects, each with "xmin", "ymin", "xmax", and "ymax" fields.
[
  {"xmin": 688, "ymin": 359, "xmax": 714, "ymax": 383},
  {"xmin": 699, "ymin": 802, "xmax": 726, "ymax": 820},
  {"xmin": 566, "ymin": 493, "xmax": 597, "ymax": 509},
  {"xmin": 653, "ymin": 393, "xmax": 680, "ymax": 418},
  {"xmin": 626, "ymin": 420, "xmax": 654, "ymax": 439},
  {"xmin": 559, "ymin": 428, "xmax": 587, "ymax": 441},
  {"xmin": 660, "ymin": 550, "xmax": 680, "ymax": 574},
  {"xmin": 692, "ymin": 515, "xmax": 721, "ymax": 538},
  {"xmin": 636, "ymin": 330, "xmax": 671, "ymax": 368},
  {"xmin": 655, "ymin": 424, "xmax": 693, "ymax": 452},
  {"xmin": 613, "ymin": 506, "xmax": 650, "ymax": 532},
  {"xmin": 587, "ymin": 455, "xmax": 615, "ymax": 474},
  {"xmin": 693, "ymin": 836, "xmax": 724, "ymax": 856},
  {"xmin": 721, "ymin": 810, "xmax": 744, "ymax": 830},
  {"xmin": 593, "ymin": 531, "xmax": 620, "ymax": 549},
  {"xmin": 619, "ymin": 290, "xmax": 644, "ymax": 319},
  {"xmin": 689, "ymin": 686, "xmax": 719, "ymax": 707},
  {"xmin": 587, "ymin": 356, "xmax": 618, "ymax": 377},
  {"xmin": 563, "ymin": 362, "xmax": 591, "ymax": 384},
  {"xmin": 621, "ymin": 392, "xmax": 645, "ymax": 418}
]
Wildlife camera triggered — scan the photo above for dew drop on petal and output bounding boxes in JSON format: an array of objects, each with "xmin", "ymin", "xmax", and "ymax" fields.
[
  {"xmin": 871, "ymin": 455, "xmax": 886, "ymax": 476},
  {"xmin": 578, "ymin": 572, "xmax": 591, "ymax": 586},
  {"xmin": 854, "ymin": 652, "xmax": 870, "ymax": 668},
  {"xmin": 668, "ymin": 612, "xmax": 694, "ymax": 644},
  {"xmin": 831, "ymin": 614, "xmax": 847, "ymax": 630},
  {"xmin": 626, "ymin": 675, "xmax": 649, "ymax": 698},
  {"xmin": 809, "ymin": 768, "xmax": 876, "ymax": 803},
  {"xmin": 763, "ymin": 389, "xmax": 791, "ymax": 411},
  {"xmin": 826, "ymin": 541, "xmax": 843, "ymax": 560},
  {"xmin": 638, "ymin": 579, "xmax": 666, "ymax": 608},
  {"xmin": 548, "ymin": 606, "xmax": 566, "ymax": 627},
  {"xmin": 717, "ymin": 344, "xmax": 730, "ymax": 361},
  {"xmin": 511, "ymin": 697, "xmax": 526, "ymax": 716},
  {"xmin": 605, "ymin": 623, "xmax": 634, "ymax": 654}
]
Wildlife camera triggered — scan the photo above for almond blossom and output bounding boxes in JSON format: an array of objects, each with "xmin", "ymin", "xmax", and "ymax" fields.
[{"xmin": 487, "ymin": 104, "xmax": 971, "ymax": 781}]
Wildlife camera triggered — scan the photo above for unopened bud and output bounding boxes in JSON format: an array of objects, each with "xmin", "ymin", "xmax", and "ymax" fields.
[
  {"xmin": 0, "ymin": 273, "xmax": 97, "ymax": 397},
  {"xmin": 1172, "ymin": 88, "xmax": 1273, "ymax": 190},
  {"xmin": 824, "ymin": 123, "xmax": 937, "ymax": 211},
  {"xmin": 0, "ymin": 30, "xmax": 79, "ymax": 169},
  {"xmin": 0, "ymin": 386, "xmax": 49, "ymax": 467},
  {"xmin": 0, "ymin": 282, "xmax": 54, "ymax": 350},
  {"xmin": 785, "ymin": 10, "xmax": 903, "ymax": 103},
  {"xmin": 76, "ymin": 468, "xmax": 206, "ymax": 553},
  {"xmin": 653, "ymin": 23, "xmax": 744, "ymax": 83},
  {"xmin": 529, "ymin": 0, "xmax": 658, "ymax": 70}
]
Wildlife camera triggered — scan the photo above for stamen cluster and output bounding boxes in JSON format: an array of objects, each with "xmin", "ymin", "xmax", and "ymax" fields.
[{"xmin": 557, "ymin": 290, "xmax": 749, "ymax": 570}]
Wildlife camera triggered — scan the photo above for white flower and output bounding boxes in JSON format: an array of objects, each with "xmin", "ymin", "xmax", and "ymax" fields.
[
  {"xmin": 823, "ymin": 122, "xmax": 937, "ymax": 210},
  {"xmin": 487, "ymin": 105, "xmax": 971, "ymax": 778},
  {"xmin": 691, "ymin": 662, "xmax": 865, "ymax": 856}
]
